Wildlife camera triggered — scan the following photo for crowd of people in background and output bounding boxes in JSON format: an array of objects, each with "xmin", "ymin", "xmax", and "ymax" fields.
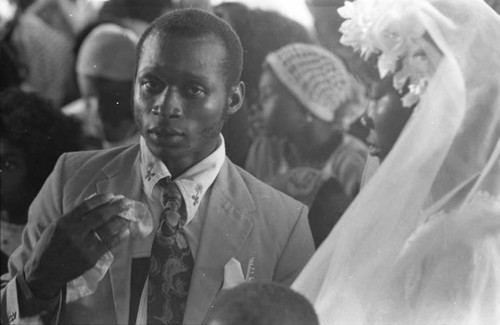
[
  {"xmin": 2, "ymin": 0, "xmax": 371, "ymax": 271},
  {"xmin": 1, "ymin": 0, "xmax": 499, "ymax": 324}
]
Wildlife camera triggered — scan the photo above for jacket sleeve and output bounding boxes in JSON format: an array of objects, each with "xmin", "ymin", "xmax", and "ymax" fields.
[
  {"xmin": 273, "ymin": 204, "xmax": 315, "ymax": 286},
  {"xmin": 1, "ymin": 154, "xmax": 69, "ymax": 324}
]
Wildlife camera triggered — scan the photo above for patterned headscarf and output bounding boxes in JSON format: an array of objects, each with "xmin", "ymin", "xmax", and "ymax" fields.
[{"xmin": 264, "ymin": 43, "xmax": 356, "ymax": 125}]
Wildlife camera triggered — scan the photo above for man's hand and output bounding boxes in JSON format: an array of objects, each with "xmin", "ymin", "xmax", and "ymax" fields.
[{"xmin": 23, "ymin": 193, "xmax": 131, "ymax": 299}]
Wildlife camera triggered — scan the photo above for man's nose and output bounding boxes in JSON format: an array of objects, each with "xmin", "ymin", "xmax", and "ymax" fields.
[{"xmin": 153, "ymin": 87, "xmax": 182, "ymax": 118}]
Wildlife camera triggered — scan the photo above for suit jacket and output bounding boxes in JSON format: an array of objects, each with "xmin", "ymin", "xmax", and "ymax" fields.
[{"xmin": 1, "ymin": 143, "xmax": 314, "ymax": 324}]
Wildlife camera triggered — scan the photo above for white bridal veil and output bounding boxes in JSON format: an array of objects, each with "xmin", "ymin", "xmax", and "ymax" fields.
[{"xmin": 292, "ymin": 0, "xmax": 500, "ymax": 323}]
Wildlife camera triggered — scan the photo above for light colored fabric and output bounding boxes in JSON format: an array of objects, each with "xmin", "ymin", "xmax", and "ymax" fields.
[
  {"xmin": 359, "ymin": 154, "xmax": 379, "ymax": 189},
  {"xmin": 62, "ymin": 97, "xmax": 102, "ymax": 141},
  {"xmin": 27, "ymin": 0, "xmax": 101, "ymax": 40},
  {"xmin": 485, "ymin": 0, "xmax": 500, "ymax": 13},
  {"xmin": 265, "ymin": 43, "xmax": 362, "ymax": 125},
  {"xmin": 292, "ymin": 0, "xmax": 500, "ymax": 324},
  {"xmin": 140, "ymin": 136, "xmax": 226, "ymax": 226},
  {"xmin": 245, "ymin": 134, "xmax": 367, "ymax": 200},
  {"xmin": 76, "ymin": 23, "xmax": 138, "ymax": 81},
  {"xmin": 1, "ymin": 143, "xmax": 314, "ymax": 325},
  {"xmin": 11, "ymin": 13, "xmax": 74, "ymax": 107}
]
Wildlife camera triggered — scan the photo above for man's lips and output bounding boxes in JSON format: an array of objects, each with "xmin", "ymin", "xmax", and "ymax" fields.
[{"xmin": 147, "ymin": 127, "xmax": 185, "ymax": 142}]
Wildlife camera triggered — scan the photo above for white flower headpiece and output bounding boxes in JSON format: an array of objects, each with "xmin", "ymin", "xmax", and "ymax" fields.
[{"xmin": 338, "ymin": 0, "xmax": 442, "ymax": 107}]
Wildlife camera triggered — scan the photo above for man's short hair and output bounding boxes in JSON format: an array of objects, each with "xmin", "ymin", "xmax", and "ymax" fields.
[
  {"xmin": 136, "ymin": 9, "xmax": 243, "ymax": 88},
  {"xmin": 203, "ymin": 282, "xmax": 319, "ymax": 325}
]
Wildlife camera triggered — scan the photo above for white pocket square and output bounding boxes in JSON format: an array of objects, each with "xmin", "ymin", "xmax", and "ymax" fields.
[{"xmin": 222, "ymin": 257, "xmax": 255, "ymax": 289}]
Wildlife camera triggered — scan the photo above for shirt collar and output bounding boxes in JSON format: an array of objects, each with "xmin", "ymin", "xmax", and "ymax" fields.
[{"xmin": 140, "ymin": 135, "xmax": 226, "ymax": 224}]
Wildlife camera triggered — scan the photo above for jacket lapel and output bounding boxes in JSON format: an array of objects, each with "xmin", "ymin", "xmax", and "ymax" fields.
[
  {"xmin": 183, "ymin": 160, "xmax": 256, "ymax": 324},
  {"xmin": 95, "ymin": 144, "xmax": 143, "ymax": 325}
]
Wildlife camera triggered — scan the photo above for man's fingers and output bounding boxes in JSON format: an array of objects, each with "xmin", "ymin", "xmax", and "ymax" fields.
[
  {"xmin": 70, "ymin": 193, "xmax": 116, "ymax": 220},
  {"xmin": 93, "ymin": 216, "xmax": 130, "ymax": 243},
  {"xmin": 109, "ymin": 228, "xmax": 130, "ymax": 249},
  {"xmin": 82, "ymin": 198, "xmax": 129, "ymax": 230},
  {"xmin": 94, "ymin": 227, "xmax": 131, "ymax": 257}
]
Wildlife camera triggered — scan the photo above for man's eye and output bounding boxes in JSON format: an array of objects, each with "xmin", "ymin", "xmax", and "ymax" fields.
[
  {"xmin": 184, "ymin": 85, "xmax": 205, "ymax": 98},
  {"xmin": 141, "ymin": 80, "xmax": 162, "ymax": 93}
]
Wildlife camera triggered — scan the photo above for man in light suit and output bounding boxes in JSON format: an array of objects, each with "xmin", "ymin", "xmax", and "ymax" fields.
[{"xmin": 1, "ymin": 9, "xmax": 315, "ymax": 325}]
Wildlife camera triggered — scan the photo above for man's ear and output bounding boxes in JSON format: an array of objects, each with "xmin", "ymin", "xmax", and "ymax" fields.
[{"xmin": 226, "ymin": 81, "xmax": 245, "ymax": 115}]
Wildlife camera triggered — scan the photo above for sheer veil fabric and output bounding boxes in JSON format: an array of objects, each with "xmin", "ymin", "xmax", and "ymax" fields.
[{"xmin": 292, "ymin": 0, "xmax": 500, "ymax": 323}]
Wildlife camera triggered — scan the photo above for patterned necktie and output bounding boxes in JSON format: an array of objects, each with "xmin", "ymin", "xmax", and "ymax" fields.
[{"xmin": 147, "ymin": 179, "xmax": 194, "ymax": 325}]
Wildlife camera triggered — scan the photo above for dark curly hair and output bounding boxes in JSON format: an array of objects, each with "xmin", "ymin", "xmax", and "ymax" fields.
[
  {"xmin": 0, "ymin": 88, "xmax": 83, "ymax": 196},
  {"xmin": 213, "ymin": 3, "xmax": 314, "ymax": 139},
  {"xmin": 136, "ymin": 8, "xmax": 243, "ymax": 89},
  {"xmin": 214, "ymin": 3, "xmax": 314, "ymax": 95},
  {"xmin": 205, "ymin": 282, "xmax": 319, "ymax": 325}
]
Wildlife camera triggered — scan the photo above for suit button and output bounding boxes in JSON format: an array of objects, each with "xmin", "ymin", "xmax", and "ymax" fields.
[{"xmin": 8, "ymin": 310, "xmax": 16, "ymax": 322}]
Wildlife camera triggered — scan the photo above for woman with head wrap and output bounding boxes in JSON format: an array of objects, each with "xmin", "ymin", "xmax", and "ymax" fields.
[
  {"xmin": 292, "ymin": 0, "xmax": 500, "ymax": 323},
  {"xmin": 245, "ymin": 43, "xmax": 367, "ymax": 246},
  {"xmin": 246, "ymin": 43, "xmax": 367, "ymax": 199},
  {"xmin": 62, "ymin": 23, "xmax": 139, "ymax": 150},
  {"xmin": 213, "ymin": 3, "xmax": 315, "ymax": 166}
]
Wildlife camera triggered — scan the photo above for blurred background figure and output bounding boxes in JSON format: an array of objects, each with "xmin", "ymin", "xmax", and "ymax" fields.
[
  {"xmin": 305, "ymin": 0, "xmax": 359, "ymax": 67},
  {"xmin": 245, "ymin": 43, "xmax": 366, "ymax": 247},
  {"xmin": 0, "ymin": 0, "xmax": 76, "ymax": 107},
  {"xmin": 177, "ymin": 0, "xmax": 211, "ymax": 11},
  {"xmin": 246, "ymin": 43, "xmax": 367, "ymax": 199},
  {"xmin": 63, "ymin": 23, "xmax": 139, "ymax": 149},
  {"xmin": 27, "ymin": 0, "xmax": 101, "ymax": 41},
  {"xmin": 306, "ymin": 0, "xmax": 370, "ymax": 142},
  {"xmin": 1, "ymin": 88, "xmax": 83, "ymax": 274},
  {"xmin": 98, "ymin": 0, "xmax": 174, "ymax": 35},
  {"xmin": 214, "ymin": 2, "xmax": 314, "ymax": 166},
  {"xmin": 203, "ymin": 282, "xmax": 319, "ymax": 325}
]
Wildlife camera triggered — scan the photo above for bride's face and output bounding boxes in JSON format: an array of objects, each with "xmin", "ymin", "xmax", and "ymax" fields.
[{"xmin": 361, "ymin": 81, "xmax": 412, "ymax": 161}]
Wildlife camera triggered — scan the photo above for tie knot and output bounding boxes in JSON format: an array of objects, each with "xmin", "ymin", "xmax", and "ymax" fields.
[
  {"xmin": 159, "ymin": 179, "xmax": 185, "ymax": 227},
  {"xmin": 161, "ymin": 181, "xmax": 182, "ymax": 206}
]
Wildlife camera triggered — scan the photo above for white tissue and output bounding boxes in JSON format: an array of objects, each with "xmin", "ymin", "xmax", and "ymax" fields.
[{"xmin": 66, "ymin": 196, "xmax": 153, "ymax": 303}]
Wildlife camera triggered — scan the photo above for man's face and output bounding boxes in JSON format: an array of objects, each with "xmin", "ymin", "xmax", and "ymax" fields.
[
  {"xmin": 362, "ymin": 81, "xmax": 412, "ymax": 161},
  {"xmin": 134, "ymin": 32, "xmax": 242, "ymax": 170}
]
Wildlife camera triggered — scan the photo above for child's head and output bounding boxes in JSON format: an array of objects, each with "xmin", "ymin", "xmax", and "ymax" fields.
[
  {"xmin": 1, "ymin": 88, "xmax": 82, "ymax": 222},
  {"xmin": 204, "ymin": 282, "xmax": 319, "ymax": 325}
]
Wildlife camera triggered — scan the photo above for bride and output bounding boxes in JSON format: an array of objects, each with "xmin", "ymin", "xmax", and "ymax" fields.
[{"xmin": 292, "ymin": 0, "xmax": 500, "ymax": 323}]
